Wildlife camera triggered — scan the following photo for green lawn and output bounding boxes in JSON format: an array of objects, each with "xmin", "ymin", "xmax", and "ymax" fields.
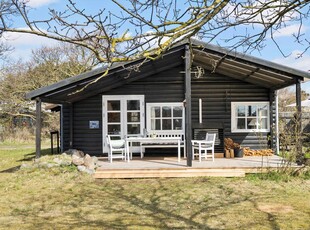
[{"xmin": 0, "ymin": 143, "xmax": 309, "ymax": 229}]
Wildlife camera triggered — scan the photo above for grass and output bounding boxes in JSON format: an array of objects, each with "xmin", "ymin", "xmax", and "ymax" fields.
[{"xmin": 0, "ymin": 142, "xmax": 310, "ymax": 229}]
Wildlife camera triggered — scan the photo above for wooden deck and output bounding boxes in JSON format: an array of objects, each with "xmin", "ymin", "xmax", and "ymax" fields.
[{"xmin": 94, "ymin": 155, "xmax": 296, "ymax": 179}]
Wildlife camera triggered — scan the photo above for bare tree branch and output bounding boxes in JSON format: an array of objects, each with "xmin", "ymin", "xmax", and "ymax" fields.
[{"xmin": 0, "ymin": 0, "xmax": 309, "ymax": 68}]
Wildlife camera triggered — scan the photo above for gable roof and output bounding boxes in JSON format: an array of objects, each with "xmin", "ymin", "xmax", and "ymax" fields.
[{"xmin": 26, "ymin": 39, "xmax": 310, "ymax": 103}]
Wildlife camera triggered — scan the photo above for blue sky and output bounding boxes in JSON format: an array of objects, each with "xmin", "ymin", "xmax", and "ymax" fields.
[{"xmin": 2, "ymin": 0, "xmax": 310, "ymax": 93}]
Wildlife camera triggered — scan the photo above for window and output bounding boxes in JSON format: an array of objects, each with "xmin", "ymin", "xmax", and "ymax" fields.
[
  {"xmin": 102, "ymin": 95, "xmax": 145, "ymax": 152},
  {"xmin": 231, "ymin": 102, "xmax": 269, "ymax": 133},
  {"xmin": 146, "ymin": 103, "xmax": 184, "ymax": 134}
]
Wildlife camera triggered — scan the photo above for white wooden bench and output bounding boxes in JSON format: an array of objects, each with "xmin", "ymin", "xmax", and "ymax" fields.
[{"xmin": 140, "ymin": 134, "xmax": 186, "ymax": 159}]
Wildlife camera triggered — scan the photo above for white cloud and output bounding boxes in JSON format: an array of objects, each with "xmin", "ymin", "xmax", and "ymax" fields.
[
  {"xmin": 272, "ymin": 51, "xmax": 310, "ymax": 93},
  {"xmin": 2, "ymin": 31, "xmax": 56, "ymax": 46},
  {"xmin": 273, "ymin": 24, "xmax": 307, "ymax": 38},
  {"xmin": 26, "ymin": 0, "xmax": 59, "ymax": 8},
  {"xmin": 272, "ymin": 50, "xmax": 310, "ymax": 72},
  {"xmin": 1, "ymin": 30, "xmax": 59, "ymax": 61}
]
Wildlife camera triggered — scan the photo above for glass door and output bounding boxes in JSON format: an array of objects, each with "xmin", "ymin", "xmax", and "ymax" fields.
[{"xmin": 103, "ymin": 95, "xmax": 144, "ymax": 153}]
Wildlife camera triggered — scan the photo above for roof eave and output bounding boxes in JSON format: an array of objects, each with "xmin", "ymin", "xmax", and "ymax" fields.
[{"xmin": 190, "ymin": 38, "xmax": 310, "ymax": 79}]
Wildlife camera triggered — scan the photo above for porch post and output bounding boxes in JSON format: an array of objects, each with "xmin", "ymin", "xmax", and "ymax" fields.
[
  {"xmin": 69, "ymin": 103, "xmax": 73, "ymax": 149},
  {"xmin": 275, "ymin": 91, "xmax": 280, "ymax": 155},
  {"xmin": 185, "ymin": 45, "xmax": 192, "ymax": 167},
  {"xmin": 269, "ymin": 90, "xmax": 275, "ymax": 150},
  {"xmin": 295, "ymin": 79, "xmax": 303, "ymax": 163},
  {"xmin": 35, "ymin": 98, "xmax": 42, "ymax": 158}
]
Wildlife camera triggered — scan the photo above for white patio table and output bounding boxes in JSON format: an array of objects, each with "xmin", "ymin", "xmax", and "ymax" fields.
[{"xmin": 125, "ymin": 136, "xmax": 182, "ymax": 162}]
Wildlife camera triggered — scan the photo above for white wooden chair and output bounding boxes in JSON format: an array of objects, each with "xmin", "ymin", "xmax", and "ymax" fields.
[
  {"xmin": 191, "ymin": 133, "xmax": 216, "ymax": 162},
  {"xmin": 106, "ymin": 135, "xmax": 126, "ymax": 163}
]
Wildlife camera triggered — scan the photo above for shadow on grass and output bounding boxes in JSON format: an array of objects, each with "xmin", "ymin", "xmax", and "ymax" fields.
[
  {"xmin": 0, "ymin": 148, "xmax": 55, "ymax": 173},
  {"xmin": 0, "ymin": 165, "xmax": 21, "ymax": 173},
  {"xmin": 18, "ymin": 148, "xmax": 54, "ymax": 162},
  {"xmin": 40, "ymin": 180, "xmax": 284, "ymax": 229}
]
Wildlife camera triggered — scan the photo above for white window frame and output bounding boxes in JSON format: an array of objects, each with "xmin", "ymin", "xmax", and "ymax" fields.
[
  {"xmin": 102, "ymin": 95, "xmax": 145, "ymax": 153},
  {"xmin": 231, "ymin": 102, "xmax": 270, "ymax": 133},
  {"xmin": 146, "ymin": 102, "xmax": 184, "ymax": 135}
]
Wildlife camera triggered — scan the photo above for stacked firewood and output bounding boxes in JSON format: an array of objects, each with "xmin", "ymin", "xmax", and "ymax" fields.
[{"xmin": 243, "ymin": 147, "xmax": 273, "ymax": 156}]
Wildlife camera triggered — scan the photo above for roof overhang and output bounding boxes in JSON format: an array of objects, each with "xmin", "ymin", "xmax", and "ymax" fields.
[
  {"xmin": 26, "ymin": 39, "xmax": 310, "ymax": 103},
  {"xmin": 26, "ymin": 46, "xmax": 185, "ymax": 103},
  {"xmin": 191, "ymin": 39, "xmax": 307, "ymax": 90}
]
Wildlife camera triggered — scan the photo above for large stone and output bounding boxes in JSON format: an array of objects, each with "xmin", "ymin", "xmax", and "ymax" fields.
[
  {"xmin": 72, "ymin": 154, "xmax": 84, "ymax": 166},
  {"xmin": 77, "ymin": 165, "xmax": 86, "ymax": 172},
  {"xmin": 66, "ymin": 149, "xmax": 85, "ymax": 158},
  {"xmin": 84, "ymin": 154, "xmax": 95, "ymax": 170}
]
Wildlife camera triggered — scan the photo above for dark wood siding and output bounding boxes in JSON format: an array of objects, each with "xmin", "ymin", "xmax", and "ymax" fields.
[
  {"xmin": 62, "ymin": 65, "xmax": 185, "ymax": 155},
  {"xmin": 62, "ymin": 61, "xmax": 273, "ymax": 155},
  {"xmin": 191, "ymin": 70, "xmax": 270, "ymax": 150},
  {"xmin": 104, "ymin": 66, "xmax": 185, "ymax": 103},
  {"xmin": 70, "ymin": 96, "xmax": 103, "ymax": 155},
  {"xmin": 62, "ymin": 104, "xmax": 71, "ymax": 151}
]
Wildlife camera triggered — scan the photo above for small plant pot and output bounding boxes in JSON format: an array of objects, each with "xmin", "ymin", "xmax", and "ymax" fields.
[{"xmin": 234, "ymin": 148, "xmax": 243, "ymax": 158}]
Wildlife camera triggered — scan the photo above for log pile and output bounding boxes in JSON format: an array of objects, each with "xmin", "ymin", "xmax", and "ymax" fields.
[{"xmin": 243, "ymin": 147, "xmax": 273, "ymax": 156}]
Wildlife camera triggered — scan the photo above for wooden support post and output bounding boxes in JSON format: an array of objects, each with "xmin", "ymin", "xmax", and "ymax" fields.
[
  {"xmin": 269, "ymin": 90, "xmax": 275, "ymax": 150},
  {"xmin": 35, "ymin": 98, "xmax": 42, "ymax": 158},
  {"xmin": 56, "ymin": 131, "xmax": 60, "ymax": 153},
  {"xmin": 295, "ymin": 79, "xmax": 303, "ymax": 163},
  {"xmin": 185, "ymin": 45, "xmax": 192, "ymax": 167},
  {"xmin": 275, "ymin": 91, "xmax": 280, "ymax": 155}
]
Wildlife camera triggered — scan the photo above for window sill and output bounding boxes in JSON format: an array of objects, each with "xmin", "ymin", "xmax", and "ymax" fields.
[{"xmin": 231, "ymin": 129, "xmax": 270, "ymax": 133}]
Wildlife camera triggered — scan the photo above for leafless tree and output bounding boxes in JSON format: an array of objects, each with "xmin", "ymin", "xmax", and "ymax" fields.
[
  {"xmin": 0, "ymin": 0, "xmax": 309, "ymax": 66},
  {"xmin": 0, "ymin": 43, "xmax": 95, "ymax": 120}
]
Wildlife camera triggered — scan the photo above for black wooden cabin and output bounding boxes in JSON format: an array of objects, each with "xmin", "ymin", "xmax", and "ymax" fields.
[{"xmin": 26, "ymin": 39, "xmax": 309, "ymax": 166}]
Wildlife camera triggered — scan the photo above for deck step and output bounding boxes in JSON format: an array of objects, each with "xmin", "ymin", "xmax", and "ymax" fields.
[{"xmin": 93, "ymin": 168, "xmax": 246, "ymax": 179}]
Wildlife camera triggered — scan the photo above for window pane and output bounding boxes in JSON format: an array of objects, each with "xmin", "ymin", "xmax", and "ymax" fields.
[
  {"xmin": 173, "ymin": 119, "xmax": 182, "ymax": 130},
  {"xmin": 237, "ymin": 105, "xmax": 246, "ymax": 117},
  {"xmin": 108, "ymin": 113, "xmax": 120, "ymax": 122},
  {"xmin": 151, "ymin": 107, "xmax": 160, "ymax": 118},
  {"xmin": 107, "ymin": 101, "xmax": 120, "ymax": 111},
  {"xmin": 247, "ymin": 118, "xmax": 256, "ymax": 129},
  {"xmin": 151, "ymin": 119, "xmax": 161, "ymax": 130},
  {"xmin": 162, "ymin": 119, "xmax": 172, "ymax": 130},
  {"xmin": 151, "ymin": 119, "xmax": 155, "ymax": 130},
  {"xmin": 258, "ymin": 105, "xmax": 268, "ymax": 117},
  {"xmin": 248, "ymin": 105, "xmax": 257, "ymax": 116},
  {"xmin": 127, "ymin": 124, "xmax": 140, "ymax": 134},
  {"xmin": 108, "ymin": 125, "xmax": 121, "ymax": 134},
  {"xmin": 162, "ymin": 106, "xmax": 171, "ymax": 117},
  {"xmin": 258, "ymin": 118, "xmax": 268, "ymax": 129},
  {"xmin": 127, "ymin": 112, "xmax": 140, "ymax": 122},
  {"xmin": 237, "ymin": 118, "xmax": 245, "ymax": 129},
  {"xmin": 173, "ymin": 106, "xmax": 183, "ymax": 117},
  {"xmin": 127, "ymin": 100, "xmax": 140, "ymax": 110}
]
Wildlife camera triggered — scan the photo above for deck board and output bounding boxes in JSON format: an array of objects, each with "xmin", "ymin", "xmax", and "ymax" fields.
[{"xmin": 94, "ymin": 155, "xmax": 298, "ymax": 179}]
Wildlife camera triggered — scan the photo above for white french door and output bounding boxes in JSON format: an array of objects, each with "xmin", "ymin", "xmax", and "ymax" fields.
[{"xmin": 102, "ymin": 95, "xmax": 145, "ymax": 153}]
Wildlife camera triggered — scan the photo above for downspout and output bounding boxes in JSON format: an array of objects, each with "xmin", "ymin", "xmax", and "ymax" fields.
[{"xmin": 185, "ymin": 45, "xmax": 192, "ymax": 167}]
